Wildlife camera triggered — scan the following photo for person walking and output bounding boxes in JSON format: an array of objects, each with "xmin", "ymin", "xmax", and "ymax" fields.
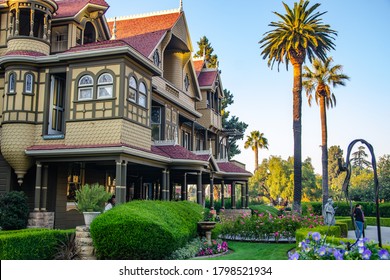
[{"xmin": 354, "ymin": 204, "xmax": 364, "ymax": 239}]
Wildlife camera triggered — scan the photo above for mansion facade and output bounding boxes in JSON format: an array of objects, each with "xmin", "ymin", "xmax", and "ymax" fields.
[{"xmin": 0, "ymin": 0, "xmax": 251, "ymax": 229}]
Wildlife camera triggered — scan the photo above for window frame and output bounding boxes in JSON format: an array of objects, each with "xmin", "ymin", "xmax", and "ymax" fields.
[
  {"xmin": 24, "ymin": 73, "xmax": 34, "ymax": 94},
  {"xmin": 138, "ymin": 81, "xmax": 147, "ymax": 108},
  {"xmin": 78, "ymin": 75, "xmax": 94, "ymax": 100},
  {"xmin": 97, "ymin": 73, "xmax": 113, "ymax": 99},
  {"xmin": 8, "ymin": 72, "xmax": 16, "ymax": 94},
  {"xmin": 128, "ymin": 75, "xmax": 137, "ymax": 103}
]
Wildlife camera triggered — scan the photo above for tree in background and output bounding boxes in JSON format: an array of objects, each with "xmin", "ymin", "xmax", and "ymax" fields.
[
  {"xmin": 221, "ymin": 89, "xmax": 248, "ymax": 159},
  {"xmin": 303, "ymin": 57, "xmax": 349, "ymax": 208},
  {"xmin": 194, "ymin": 36, "xmax": 218, "ymax": 68},
  {"xmin": 352, "ymin": 146, "xmax": 371, "ymax": 172},
  {"xmin": 328, "ymin": 145, "xmax": 346, "ymax": 200},
  {"xmin": 244, "ymin": 130, "xmax": 269, "ymax": 172},
  {"xmin": 249, "ymin": 156, "xmax": 319, "ymax": 205},
  {"xmin": 260, "ymin": 0, "xmax": 337, "ymax": 212},
  {"xmin": 378, "ymin": 155, "xmax": 390, "ymax": 202}
]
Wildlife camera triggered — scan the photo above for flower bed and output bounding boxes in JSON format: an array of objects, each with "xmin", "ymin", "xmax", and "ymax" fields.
[
  {"xmin": 196, "ymin": 238, "xmax": 228, "ymax": 257},
  {"xmin": 289, "ymin": 232, "xmax": 390, "ymax": 260},
  {"xmin": 218, "ymin": 211, "xmax": 324, "ymax": 242}
]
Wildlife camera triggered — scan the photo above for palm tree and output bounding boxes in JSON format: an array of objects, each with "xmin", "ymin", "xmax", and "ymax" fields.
[
  {"xmin": 244, "ymin": 130, "xmax": 269, "ymax": 172},
  {"xmin": 259, "ymin": 0, "xmax": 337, "ymax": 212},
  {"xmin": 303, "ymin": 57, "xmax": 350, "ymax": 209}
]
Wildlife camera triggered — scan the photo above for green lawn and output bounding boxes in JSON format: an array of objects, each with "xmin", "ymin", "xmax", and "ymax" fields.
[{"xmin": 200, "ymin": 242, "xmax": 295, "ymax": 260}]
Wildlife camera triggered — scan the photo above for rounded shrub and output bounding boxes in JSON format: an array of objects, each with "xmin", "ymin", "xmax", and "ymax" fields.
[
  {"xmin": 90, "ymin": 200, "xmax": 203, "ymax": 260},
  {"xmin": 0, "ymin": 191, "xmax": 30, "ymax": 230}
]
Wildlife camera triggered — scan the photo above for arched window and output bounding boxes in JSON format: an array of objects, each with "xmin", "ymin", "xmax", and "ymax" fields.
[
  {"xmin": 128, "ymin": 76, "xmax": 137, "ymax": 102},
  {"xmin": 25, "ymin": 73, "xmax": 34, "ymax": 94},
  {"xmin": 84, "ymin": 22, "xmax": 96, "ymax": 44},
  {"xmin": 8, "ymin": 73, "xmax": 16, "ymax": 94},
  {"xmin": 78, "ymin": 75, "xmax": 93, "ymax": 100},
  {"xmin": 138, "ymin": 82, "xmax": 147, "ymax": 107},
  {"xmin": 184, "ymin": 73, "xmax": 190, "ymax": 91},
  {"xmin": 97, "ymin": 73, "xmax": 113, "ymax": 99}
]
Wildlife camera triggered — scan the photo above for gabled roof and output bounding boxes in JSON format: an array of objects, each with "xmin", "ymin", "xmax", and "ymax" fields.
[
  {"xmin": 193, "ymin": 59, "xmax": 205, "ymax": 77},
  {"xmin": 122, "ymin": 30, "xmax": 167, "ymax": 58},
  {"xmin": 54, "ymin": 0, "xmax": 109, "ymax": 19},
  {"xmin": 107, "ymin": 11, "xmax": 181, "ymax": 39},
  {"xmin": 65, "ymin": 40, "xmax": 129, "ymax": 53},
  {"xmin": 198, "ymin": 70, "xmax": 218, "ymax": 87}
]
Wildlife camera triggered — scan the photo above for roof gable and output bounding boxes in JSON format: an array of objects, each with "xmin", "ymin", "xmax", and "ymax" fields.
[{"xmin": 107, "ymin": 11, "xmax": 181, "ymax": 39}]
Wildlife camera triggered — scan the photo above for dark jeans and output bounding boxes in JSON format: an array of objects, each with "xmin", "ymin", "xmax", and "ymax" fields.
[{"xmin": 355, "ymin": 221, "xmax": 364, "ymax": 239}]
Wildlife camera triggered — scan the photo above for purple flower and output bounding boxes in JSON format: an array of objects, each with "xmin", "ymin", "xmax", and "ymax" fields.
[
  {"xmin": 317, "ymin": 246, "xmax": 327, "ymax": 256},
  {"xmin": 378, "ymin": 249, "xmax": 389, "ymax": 260},
  {"xmin": 312, "ymin": 232, "xmax": 321, "ymax": 242},
  {"xmin": 362, "ymin": 249, "xmax": 372, "ymax": 260},
  {"xmin": 357, "ymin": 240, "xmax": 365, "ymax": 247},
  {"xmin": 358, "ymin": 246, "xmax": 366, "ymax": 254},
  {"xmin": 333, "ymin": 250, "xmax": 344, "ymax": 260},
  {"xmin": 288, "ymin": 252, "xmax": 300, "ymax": 260}
]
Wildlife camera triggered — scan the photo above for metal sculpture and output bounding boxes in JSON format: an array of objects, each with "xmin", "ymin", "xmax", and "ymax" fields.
[{"xmin": 338, "ymin": 139, "xmax": 382, "ymax": 247}]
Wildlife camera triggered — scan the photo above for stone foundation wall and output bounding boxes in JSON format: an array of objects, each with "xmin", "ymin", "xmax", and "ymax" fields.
[{"xmin": 27, "ymin": 212, "xmax": 55, "ymax": 229}]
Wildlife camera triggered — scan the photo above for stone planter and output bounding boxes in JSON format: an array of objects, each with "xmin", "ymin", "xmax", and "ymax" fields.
[{"xmin": 83, "ymin": 212, "xmax": 100, "ymax": 227}]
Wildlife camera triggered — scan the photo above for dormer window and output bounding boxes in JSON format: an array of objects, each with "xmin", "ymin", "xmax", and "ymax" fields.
[
  {"xmin": 184, "ymin": 73, "xmax": 190, "ymax": 91},
  {"xmin": 153, "ymin": 50, "xmax": 160, "ymax": 66}
]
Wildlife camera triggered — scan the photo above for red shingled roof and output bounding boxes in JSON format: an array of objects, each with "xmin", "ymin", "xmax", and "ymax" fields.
[
  {"xmin": 218, "ymin": 162, "xmax": 251, "ymax": 175},
  {"xmin": 198, "ymin": 70, "xmax": 218, "ymax": 87},
  {"xmin": 66, "ymin": 39, "xmax": 128, "ymax": 53},
  {"xmin": 152, "ymin": 145, "xmax": 205, "ymax": 161},
  {"xmin": 107, "ymin": 12, "xmax": 180, "ymax": 39},
  {"xmin": 55, "ymin": 0, "xmax": 109, "ymax": 19},
  {"xmin": 193, "ymin": 59, "xmax": 204, "ymax": 77},
  {"xmin": 122, "ymin": 30, "xmax": 167, "ymax": 57}
]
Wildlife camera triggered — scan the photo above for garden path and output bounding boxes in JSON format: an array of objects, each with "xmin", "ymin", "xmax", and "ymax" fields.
[{"xmin": 347, "ymin": 226, "xmax": 390, "ymax": 245}]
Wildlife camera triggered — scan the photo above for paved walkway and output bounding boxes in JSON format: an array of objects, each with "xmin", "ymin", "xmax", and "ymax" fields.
[{"xmin": 347, "ymin": 226, "xmax": 390, "ymax": 245}]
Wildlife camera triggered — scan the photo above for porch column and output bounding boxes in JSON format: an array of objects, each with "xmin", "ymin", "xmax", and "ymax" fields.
[
  {"xmin": 129, "ymin": 182, "xmax": 135, "ymax": 201},
  {"xmin": 154, "ymin": 181, "xmax": 159, "ymax": 200},
  {"xmin": 241, "ymin": 182, "xmax": 246, "ymax": 209},
  {"xmin": 121, "ymin": 162, "xmax": 127, "ymax": 202},
  {"xmin": 8, "ymin": 12, "xmax": 13, "ymax": 38},
  {"xmin": 34, "ymin": 162, "xmax": 42, "ymax": 211},
  {"xmin": 115, "ymin": 161, "xmax": 123, "ymax": 204},
  {"xmin": 167, "ymin": 170, "xmax": 171, "ymax": 200},
  {"xmin": 209, "ymin": 176, "xmax": 214, "ymax": 210},
  {"xmin": 47, "ymin": 18, "xmax": 52, "ymax": 43},
  {"xmin": 181, "ymin": 173, "xmax": 187, "ymax": 201},
  {"xmin": 231, "ymin": 181, "xmax": 236, "ymax": 209},
  {"xmin": 204, "ymin": 130, "xmax": 208, "ymax": 150},
  {"xmin": 221, "ymin": 180, "xmax": 225, "ymax": 209},
  {"xmin": 245, "ymin": 181, "xmax": 249, "ymax": 209},
  {"xmin": 29, "ymin": 9, "xmax": 34, "ymax": 37},
  {"xmin": 162, "ymin": 170, "xmax": 167, "ymax": 201},
  {"xmin": 139, "ymin": 177, "xmax": 144, "ymax": 199},
  {"xmin": 197, "ymin": 171, "xmax": 202, "ymax": 205},
  {"xmin": 43, "ymin": 14, "xmax": 48, "ymax": 40},
  {"xmin": 41, "ymin": 165, "xmax": 49, "ymax": 211}
]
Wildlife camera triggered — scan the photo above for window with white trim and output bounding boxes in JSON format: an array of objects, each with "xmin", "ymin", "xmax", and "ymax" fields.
[
  {"xmin": 78, "ymin": 75, "xmax": 93, "ymax": 100},
  {"xmin": 128, "ymin": 76, "xmax": 137, "ymax": 102},
  {"xmin": 97, "ymin": 73, "xmax": 113, "ymax": 99},
  {"xmin": 138, "ymin": 82, "xmax": 147, "ymax": 107}
]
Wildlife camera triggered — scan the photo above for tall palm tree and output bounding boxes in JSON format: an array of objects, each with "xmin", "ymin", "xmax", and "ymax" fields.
[
  {"xmin": 259, "ymin": 0, "xmax": 337, "ymax": 212},
  {"xmin": 244, "ymin": 130, "xmax": 269, "ymax": 172},
  {"xmin": 303, "ymin": 57, "xmax": 350, "ymax": 209}
]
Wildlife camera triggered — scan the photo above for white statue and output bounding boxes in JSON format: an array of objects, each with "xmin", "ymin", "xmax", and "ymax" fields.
[{"xmin": 324, "ymin": 198, "xmax": 336, "ymax": 226}]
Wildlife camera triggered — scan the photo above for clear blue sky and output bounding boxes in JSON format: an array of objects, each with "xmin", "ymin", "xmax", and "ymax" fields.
[{"xmin": 105, "ymin": 0, "xmax": 390, "ymax": 174}]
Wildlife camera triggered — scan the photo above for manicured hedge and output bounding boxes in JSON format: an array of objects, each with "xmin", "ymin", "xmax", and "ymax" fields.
[
  {"xmin": 335, "ymin": 221, "xmax": 348, "ymax": 238},
  {"xmin": 90, "ymin": 200, "xmax": 203, "ymax": 260},
  {"xmin": 336, "ymin": 217, "xmax": 390, "ymax": 229},
  {"xmin": 295, "ymin": 226, "xmax": 341, "ymax": 246},
  {"xmin": 302, "ymin": 202, "xmax": 390, "ymax": 217},
  {"xmin": 0, "ymin": 229, "xmax": 74, "ymax": 260}
]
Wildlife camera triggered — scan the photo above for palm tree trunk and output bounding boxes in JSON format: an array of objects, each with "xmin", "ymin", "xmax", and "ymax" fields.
[
  {"xmin": 319, "ymin": 96, "xmax": 329, "ymax": 210},
  {"xmin": 254, "ymin": 146, "xmax": 259, "ymax": 171},
  {"xmin": 292, "ymin": 62, "xmax": 303, "ymax": 213}
]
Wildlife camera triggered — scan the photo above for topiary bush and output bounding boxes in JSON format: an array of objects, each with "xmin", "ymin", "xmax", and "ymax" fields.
[
  {"xmin": 90, "ymin": 200, "xmax": 203, "ymax": 260},
  {"xmin": 0, "ymin": 191, "xmax": 30, "ymax": 230},
  {"xmin": 0, "ymin": 229, "xmax": 74, "ymax": 260}
]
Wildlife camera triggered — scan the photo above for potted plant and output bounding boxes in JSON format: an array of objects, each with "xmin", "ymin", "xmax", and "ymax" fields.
[
  {"xmin": 198, "ymin": 208, "xmax": 218, "ymax": 245},
  {"xmin": 75, "ymin": 183, "xmax": 111, "ymax": 227}
]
